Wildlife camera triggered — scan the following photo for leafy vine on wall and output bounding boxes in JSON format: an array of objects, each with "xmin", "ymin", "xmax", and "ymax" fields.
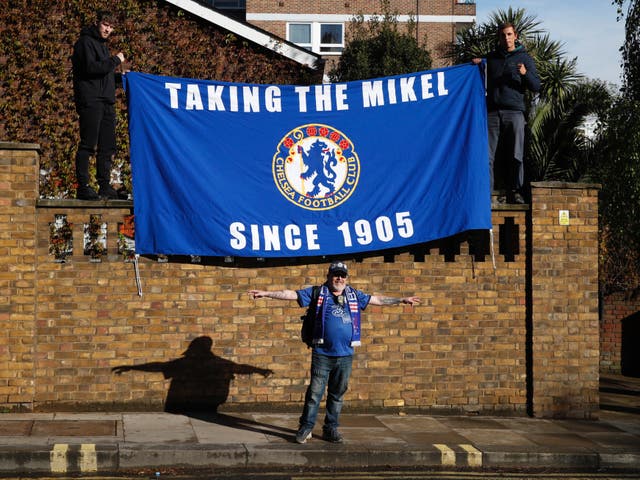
[
  {"xmin": 84, "ymin": 214, "xmax": 107, "ymax": 261},
  {"xmin": 49, "ymin": 214, "xmax": 73, "ymax": 262}
]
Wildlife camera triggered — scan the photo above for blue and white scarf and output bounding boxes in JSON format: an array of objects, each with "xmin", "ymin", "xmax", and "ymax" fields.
[{"xmin": 312, "ymin": 285, "xmax": 361, "ymax": 347}]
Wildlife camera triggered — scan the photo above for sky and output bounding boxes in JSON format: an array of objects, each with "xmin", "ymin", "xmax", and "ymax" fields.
[{"xmin": 475, "ymin": 1, "xmax": 626, "ymax": 88}]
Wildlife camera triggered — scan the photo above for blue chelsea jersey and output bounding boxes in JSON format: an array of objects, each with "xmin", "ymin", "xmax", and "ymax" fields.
[{"xmin": 297, "ymin": 286, "xmax": 370, "ymax": 356}]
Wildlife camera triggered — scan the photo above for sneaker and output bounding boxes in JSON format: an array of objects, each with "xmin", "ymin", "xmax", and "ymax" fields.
[
  {"xmin": 295, "ymin": 426, "xmax": 313, "ymax": 444},
  {"xmin": 322, "ymin": 427, "xmax": 344, "ymax": 443},
  {"xmin": 98, "ymin": 185, "xmax": 120, "ymax": 200},
  {"xmin": 76, "ymin": 185, "xmax": 99, "ymax": 200}
]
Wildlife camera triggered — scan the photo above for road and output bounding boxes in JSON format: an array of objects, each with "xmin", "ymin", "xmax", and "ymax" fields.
[{"xmin": 7, "ymin": 470, "xmax": 639, "ymax": 480}]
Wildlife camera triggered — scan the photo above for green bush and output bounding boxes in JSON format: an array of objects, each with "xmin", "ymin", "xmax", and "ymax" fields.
[{"xmin": 329, "ymin": 1, "xmax": 431, "ymax": 82}]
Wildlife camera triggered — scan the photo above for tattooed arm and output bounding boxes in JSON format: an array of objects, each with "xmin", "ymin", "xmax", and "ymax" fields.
[
  {"xmin": 369, "ymin": 295, "xmax": 421, "ymax": 306},
  {"xmin": 248, "ymin": 289, "xmax": 298, "ymax": 301}
]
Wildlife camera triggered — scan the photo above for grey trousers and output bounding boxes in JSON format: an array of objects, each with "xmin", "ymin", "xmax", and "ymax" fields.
[{"xmin": 487, "ymin": 110, "xmax": 525, "ymax": 192}]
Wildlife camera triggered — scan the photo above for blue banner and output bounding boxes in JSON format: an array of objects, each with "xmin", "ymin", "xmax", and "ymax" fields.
[{"xmin": 125, "ymin": 64, "xmax": 490, "ymax": 258}]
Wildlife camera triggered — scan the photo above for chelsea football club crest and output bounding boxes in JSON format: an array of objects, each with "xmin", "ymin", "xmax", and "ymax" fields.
[{"xmin": 272, "ymin": 124, "xmax": 360, "ymax": 211}]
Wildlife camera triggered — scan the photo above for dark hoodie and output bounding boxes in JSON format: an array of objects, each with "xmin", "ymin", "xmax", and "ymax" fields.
[
  {"xmin": 485, "ymin": 44, "xmax": 540, "ymax": 112},
  {"xmin": 72, "ymin": 25, "xmax": 122, "ymax": 108}
]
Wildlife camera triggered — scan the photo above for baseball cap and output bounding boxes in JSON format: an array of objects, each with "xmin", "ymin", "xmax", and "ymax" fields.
[{"xmin": 328, "ymin": 261, "xmax": 348, "ymax": 276}]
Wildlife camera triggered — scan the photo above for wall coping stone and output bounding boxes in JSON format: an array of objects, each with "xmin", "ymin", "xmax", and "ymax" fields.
[
  {"xmin": 531, "ymin": 181, "xmax": 601, "ymax": 190},
  {"xmin": 36, "ymin": 199, "xmax": 133, "ymax": 209},
  {"xmin": 0, "ymin": 141, "xmax": 41, "ymax": 151},
  {"xmin": 36, "ymin": 199, "xmax": 527, "ymax": 211}
]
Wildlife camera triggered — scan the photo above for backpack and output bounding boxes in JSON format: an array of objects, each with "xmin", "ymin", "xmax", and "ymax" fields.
[{"xmin": 300, "ymin": 286, "xmax": 321, "ymax": 347}]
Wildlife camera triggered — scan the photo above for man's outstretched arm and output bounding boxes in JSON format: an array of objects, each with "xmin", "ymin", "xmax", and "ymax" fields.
[
  {"xmin": 248, "ymin": 289, "xmax": 298, "ymax": 301},
  {"xmin": 369, "ymin": 295, "xmax": 420, "ymax": 306}
]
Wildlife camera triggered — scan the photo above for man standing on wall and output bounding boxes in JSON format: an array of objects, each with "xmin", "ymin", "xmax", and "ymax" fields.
[
  {"xmin": 72, "ymin": 10, "xmax": 126, "ymax": 200},
  {"xmin": 474, "ymin": 22, "xmax": 540, "ymax": 204},
  {"xmin": 248, "ymin": 261, "xmax": 420, "ymax": 444}
]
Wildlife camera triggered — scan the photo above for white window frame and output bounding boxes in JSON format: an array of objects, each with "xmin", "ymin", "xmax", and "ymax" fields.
[
  {"xmin": 287, "ymin": 22, "xmax": 344, "ymax": 55},
  {"xmin": 287, "ymin": 23, "xmax": 312, "ymax": 51}
]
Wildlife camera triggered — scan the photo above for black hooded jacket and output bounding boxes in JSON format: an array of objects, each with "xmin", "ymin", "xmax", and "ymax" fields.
[
  {"xmin": 485, "ymin": 44, "xmax": 540, "ymax": 112},
  {"xmin": 72, "ymin": 25, "xmax": 122, "ymax": 108}
]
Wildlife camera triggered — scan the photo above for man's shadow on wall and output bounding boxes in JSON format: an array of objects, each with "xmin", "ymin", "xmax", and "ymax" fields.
[{"xmin": 112, "ymin": 336, "xmax": 295, "ymax": 440}]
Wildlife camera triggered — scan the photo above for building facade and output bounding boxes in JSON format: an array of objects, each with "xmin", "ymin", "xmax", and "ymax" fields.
[{"xmin": 210, "ymin": 0, "xmax": 476, "ymax": 73}]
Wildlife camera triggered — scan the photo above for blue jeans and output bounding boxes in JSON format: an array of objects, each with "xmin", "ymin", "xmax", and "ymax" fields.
[{"xmin": 299, "ymin": 351, "xmax": 353, "ymax": 431}]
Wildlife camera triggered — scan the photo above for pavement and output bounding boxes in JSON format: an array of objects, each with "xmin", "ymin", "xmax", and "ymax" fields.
[{"xmin": 0, "ymin": 374, "xmax": 638, "ymax": 476}]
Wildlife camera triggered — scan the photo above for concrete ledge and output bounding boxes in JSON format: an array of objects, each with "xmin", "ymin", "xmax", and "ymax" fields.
[
  {"xmin": 119, "ymin": 444, "xmax": 249, "ymax": 469},
  {"xmin": 36, "ymin": 198, "xmax": 133, "ymax": 209},
  {"xmin": 2, "ymin": 443, "xmax": 639, "ymax": 474},
  {"xmin": 0, "ymin": 447, "xmax": 54, "ymax": 473},
  {"xmin": 530, "ymin": 181, "xmax": 601, "ymax": 190},
  {"xmin": 599, "ymin": 452, "xmax": 640, "ymax": 469},
  {"xmin": 0, "ymin": 141, "xmax": 41, "ymax": 151},
  {"xmin": 483, "ymin": 451, "xmax": 600, "ymax": 469}
]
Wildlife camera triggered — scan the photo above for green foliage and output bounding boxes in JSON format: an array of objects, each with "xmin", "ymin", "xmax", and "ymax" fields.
[
  {"xmin": 584, "ymin": 1, "xmax": 640, "ymax": 294},
  {"xmin": 528, "ymin": 80, "xmax": 612, "ymax": 182},
  {"xmin": 448, "ymin": 7, "xmax": 547, "ymax": 64},
  {"xmin": 0, "ymin": 0, "xmax": 318, "ymax": 198},
  {"xmin": 613, "ymin": 0, "xmax": 640, "ymax": 100},
  {"xmin": 592, "ymin": 96, "xmax": 640, "ymax": 294},
  {"xmin": 328, "ymin": 1, "xmax": 431, "ymax": 82}
]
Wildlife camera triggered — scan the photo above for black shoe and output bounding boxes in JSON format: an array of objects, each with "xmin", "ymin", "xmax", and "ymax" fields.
[
  {"xmin": 506, "ymin": 191, "xmax": 525, "ymax": 204},
  {"xmin": 99, "ymin": 185, "xmax": 119, "ymax": 200},
  {"xmin": 512, "ymin": 192, "xmax": 525, "ymax": 204},
  {"xmin": 322, "ymin": 427, "xmax": 344, "ymax": 443},
  {"xmin": 116, "ymin": 188, "xmax": 130, "ymax": 200},
  {"xmin": 77, "ymin": 185, "xmax": 99, "ymax": 200}
]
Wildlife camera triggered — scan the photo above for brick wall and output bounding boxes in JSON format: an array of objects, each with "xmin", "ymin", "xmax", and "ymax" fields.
[
  {"xmin": 247, "ymin": 0, "xmax": 474, "ymax": 15},
  {"xmin": 601, "ymin": 292, "xmax": 640, "ymax": 375},
  {"xmin": 1, "ymin": 142, "xmax": 601, "ymax": 418}
]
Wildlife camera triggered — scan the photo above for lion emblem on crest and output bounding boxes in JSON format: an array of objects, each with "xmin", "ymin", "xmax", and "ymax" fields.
[
  {"xmin": 298, "ymin": 139, "xmax": 339, "ymax": 197},
  {"xmin": 272, "ymin": 124, "xmax": 360, "ymax": 211}
]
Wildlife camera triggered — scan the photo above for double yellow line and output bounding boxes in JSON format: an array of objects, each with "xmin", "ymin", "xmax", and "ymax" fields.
[
  {"xmin": 434, "ymin": 443, "xmax": 483, "ymax": 467},
  {"xmin": 50, "ymin": 443, "xmax": 97, "ymax": 474}
]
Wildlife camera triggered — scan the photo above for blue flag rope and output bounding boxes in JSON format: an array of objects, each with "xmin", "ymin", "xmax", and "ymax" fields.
[{"xmin": 125, "ymin": 64, "xmax": 490, "ymax": 258}]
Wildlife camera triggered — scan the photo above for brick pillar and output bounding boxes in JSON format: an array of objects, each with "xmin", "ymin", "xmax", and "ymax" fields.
[
  {"xmin": 530, "ymin": 182, "xmax": 600, "ymax": 418},
  {"xmin": 0, "ymin": 142, "xmax": 39, "ymax": 409}
]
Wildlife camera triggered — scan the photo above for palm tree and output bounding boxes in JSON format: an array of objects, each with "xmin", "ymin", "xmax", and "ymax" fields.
[
  {"xmin": 528, "ymin": 79, "xmax": 611, "ymax": 182},
  {"xmin": 449, "ymin": 7, "xmax": 546, "ymax": 64}
]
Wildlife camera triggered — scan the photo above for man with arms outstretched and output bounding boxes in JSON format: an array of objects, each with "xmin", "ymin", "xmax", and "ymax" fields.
[{"xmin": 248, "ymin": 261, "xmax": 420, "ymax": 444}]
